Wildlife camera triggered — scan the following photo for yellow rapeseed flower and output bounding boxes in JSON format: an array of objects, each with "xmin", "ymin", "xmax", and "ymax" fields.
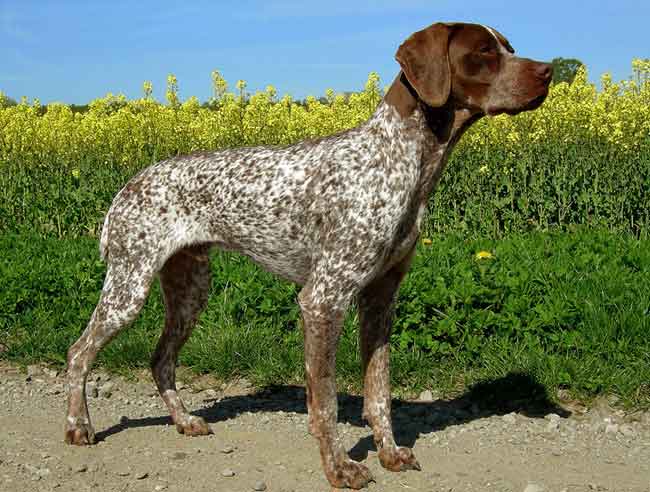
[{"xmin": 422, "ymin": 238, "xmax": 432, "ymax": 246}]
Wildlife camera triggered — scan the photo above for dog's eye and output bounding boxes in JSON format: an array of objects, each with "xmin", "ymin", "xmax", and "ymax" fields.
[{"xmin": 479, "ymin": 45, "xmax": 493, "ymax": 54}]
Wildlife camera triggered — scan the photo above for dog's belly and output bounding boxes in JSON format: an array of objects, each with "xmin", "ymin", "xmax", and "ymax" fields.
[
  {"xmin": 235, "ymin": 245, "xmax": 312, "ymax": 285},
  {"xmin": 169, "ymin": 197, "xmax": 315, "ymax": 285}
]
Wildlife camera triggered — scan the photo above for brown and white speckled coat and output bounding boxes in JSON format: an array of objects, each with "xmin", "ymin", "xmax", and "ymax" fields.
[{"xmin": 65, "ymin": 22, "xmax": 552, "ymax": 489}]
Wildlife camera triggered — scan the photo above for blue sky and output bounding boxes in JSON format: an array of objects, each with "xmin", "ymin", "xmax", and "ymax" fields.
[{"xmin": 1, "ymin": 0, "xmax": 648, "ymax": 104}]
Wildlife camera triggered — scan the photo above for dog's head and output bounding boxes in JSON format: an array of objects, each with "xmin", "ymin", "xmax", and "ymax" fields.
[{"xmin": 396, "ymin": 22, "xmax": 552, "ymax": 116}]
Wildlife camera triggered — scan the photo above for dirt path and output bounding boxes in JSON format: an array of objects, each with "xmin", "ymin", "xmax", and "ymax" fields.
[{"xmin": 1, "ymin": 362, "xmax": 650, "ymax": 492}]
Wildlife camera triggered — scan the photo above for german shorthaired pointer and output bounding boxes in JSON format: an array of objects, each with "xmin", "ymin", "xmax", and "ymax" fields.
[{"xmin": 65, "ymin": 22, "xmax": 551, "ymax": 489}]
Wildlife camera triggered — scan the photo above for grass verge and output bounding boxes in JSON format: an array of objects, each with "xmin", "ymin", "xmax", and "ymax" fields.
[{"xmin": 1, "ymin": 229, "xmax": 649, "ymax": 408}]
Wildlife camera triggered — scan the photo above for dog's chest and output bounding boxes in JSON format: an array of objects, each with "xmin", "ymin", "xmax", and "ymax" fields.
[{"xmin": 379, "ymin": 137, "xmax": 448, "ymax": 272}]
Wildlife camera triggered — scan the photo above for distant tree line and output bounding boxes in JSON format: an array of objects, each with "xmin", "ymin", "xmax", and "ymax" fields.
[
  {"xmin": 0, "ymin": 59, "xmax": 587, "ymax": 113},
  {"xmin": 550, "ymin": 57, "xmax": 585, "ymax": 85}
]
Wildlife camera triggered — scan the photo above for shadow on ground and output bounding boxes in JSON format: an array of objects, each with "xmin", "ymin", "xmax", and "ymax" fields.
[{"xmin": 95, "ymin": 371, "xmax": 570, "ymax": 458}]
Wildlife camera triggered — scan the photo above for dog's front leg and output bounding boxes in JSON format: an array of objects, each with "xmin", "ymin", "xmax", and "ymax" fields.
[
  {"xmin": 299, "ymin": 282, "xmax": 373, "ymax": 490},
  {"xmin": 358, "ymin": 249, "xmax": 420, "ymax": 473}
]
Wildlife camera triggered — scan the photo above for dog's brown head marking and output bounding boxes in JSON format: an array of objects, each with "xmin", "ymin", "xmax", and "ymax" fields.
[
  {"xmin": 395, "ymin": 23, "xmax": 454, "ymax": 108},
  {"xmin": 395, "ymin": 22, "xmax": 552, "ymax": 116}
]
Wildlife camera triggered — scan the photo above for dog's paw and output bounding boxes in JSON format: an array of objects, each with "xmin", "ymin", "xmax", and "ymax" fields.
[
  {"xmin": 378, "ymin": 446, "xmax": 421, "ymax": 472},
  {"xmin": 64, "ymin": 420, "xmax": 96, "ymax": 445},
  {"xmin": 175, "ymin": 415, "xmax": 212, "ymax": 437},
  {"xmin": 327, "ymin": 458, "xmax": 374, "ymax": 490}
]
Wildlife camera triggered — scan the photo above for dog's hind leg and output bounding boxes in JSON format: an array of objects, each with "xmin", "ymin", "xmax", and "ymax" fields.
[
  {"xmin": 151, "ymin": 244, "xmax": 212, "ymax": 436},
  {"xmin": 65, "ymin": 256, "xmax": 156, "ymax": 445}
]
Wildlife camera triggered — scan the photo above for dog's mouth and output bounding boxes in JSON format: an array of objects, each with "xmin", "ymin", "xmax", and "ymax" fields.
[
  {"xmin": 487, "ymin": 90, "xmax": 549, "ymax": 117},
  {"xmin": 521, "ymin": 92, "xmax": 548, "ymax": 112}
]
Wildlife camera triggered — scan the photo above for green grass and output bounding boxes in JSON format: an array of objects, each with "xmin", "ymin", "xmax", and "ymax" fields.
[{"xmin": 1, "ymin": 229, "xmax": 649, "ymax": 408}]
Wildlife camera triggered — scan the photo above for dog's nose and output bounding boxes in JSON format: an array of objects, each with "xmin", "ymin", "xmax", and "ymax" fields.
[{"xmin": 536, "ymin": 63, "xmax": 553, "ymax": 82}]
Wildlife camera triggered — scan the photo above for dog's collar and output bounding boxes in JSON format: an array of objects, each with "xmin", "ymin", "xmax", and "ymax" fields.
[
  {"xmin": 399, "ymin": 72, "xmax": 454, "ymax": 141},
  {"xmin": 399, "ymin": 72, "xmax": 421, "ymax": 103}
]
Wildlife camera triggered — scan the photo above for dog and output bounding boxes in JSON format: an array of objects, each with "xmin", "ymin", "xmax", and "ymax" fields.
[{"xmin": 64, "ymin": 22, "xmax": 552, "ymax": 489}]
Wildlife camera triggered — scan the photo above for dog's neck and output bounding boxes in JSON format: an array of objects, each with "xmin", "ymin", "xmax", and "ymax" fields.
[
  {"xmin": 383, "ymin": 72, "xmax": 482, "ymax": 145},
  {"xmin": 380, "ymin": 72, "xmax": 484, "ymax": 208}
]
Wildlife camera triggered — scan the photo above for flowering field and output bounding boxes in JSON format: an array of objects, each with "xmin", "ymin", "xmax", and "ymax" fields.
[{"xmin": 1, "ymin": 61, "xmax": 649, "ymax": 238}]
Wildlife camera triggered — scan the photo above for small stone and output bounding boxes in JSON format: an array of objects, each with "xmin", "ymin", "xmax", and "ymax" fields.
[
  {"xmin": 545, "ymin": 413, "xmax": 561, "ymax": 422},
  {"xmin": 605, "ymin": 423, "xmax": 619, "ymax": 435},
  {"xmin": 99, "ymin": 382, "xmax": 114, "ymax": 399},
  {"xmin": 86, "ymin": 382, "xmax": 99, "ymax": 398},
  {"xmin": 502, "ymin": 413, "xmax": 517, "ymax": 425},
  {"xmin": 135, "ymin": 471, "xmax": 148, "ymax": 480},
  {"xmin": 204, "ymin": 389, "xmax": 218, "ymax": 398},
  {"xmin": 418, "ymin": 390, "xmax": 434, "ymax": 401},
  {"xmin": 221, "ymin": 469, "xmax": 235, "ymax": 477},
  {"xmin": 154, "ymin": 485, "xmax": 168, "ymax": 491},
  {"xmin": 608, "ymin": 394, "xmax": 620, "ymax": 405},
  {"xmin": 172, "ymin": 452, "xmax": 187, "ymax": 460},
  {"xmin": 221, "ymin": 446, "xmax": 234, "ymax": 454},
  {"xmin": 620, "ymin": 424, "xmax": 636, "ymax": 438},
  {"xmin": 49, "ymin": 384, "xmax": 64, "ymax": 396},
  {"xmin": 590, "ymin": 421, "xmax": 605, "ymax": 433},
  {"xmin": 75, "ymin": 464, "xmax": 88, "ymax": 473},
  {"xmin": 524, "ymin": 483, "xmax": 544, "ymax": 492},
  {"xmin": 545, "ymin": 421, "xmax": 560, "ymax": 433},
  {"xmin": 116, "ymin": 470, "xmax": 130, "ymax": 477},
  {"xmin": 252, "ymin": 481, "xmax": 267, "ymax": 491},
  {"xmin": 27, "ymin": 365, "xmax": 44, "ymax": 378}
]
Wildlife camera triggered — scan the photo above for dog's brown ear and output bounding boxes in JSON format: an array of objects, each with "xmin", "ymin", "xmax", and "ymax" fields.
[{"xmin": 395, "ymin": 23, "xmax": 453, "ymax": 107}]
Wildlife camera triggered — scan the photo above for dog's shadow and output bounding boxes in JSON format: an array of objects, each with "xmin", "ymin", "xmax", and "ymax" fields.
[{"xmin": 95, "ymin": 371, "xmax": 569, "ymax": 458}]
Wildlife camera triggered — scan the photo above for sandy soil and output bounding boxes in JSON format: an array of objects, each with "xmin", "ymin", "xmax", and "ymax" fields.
[{"xmin": 1, "ymin": 362, "xmax": 649, "ymax": 492}]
